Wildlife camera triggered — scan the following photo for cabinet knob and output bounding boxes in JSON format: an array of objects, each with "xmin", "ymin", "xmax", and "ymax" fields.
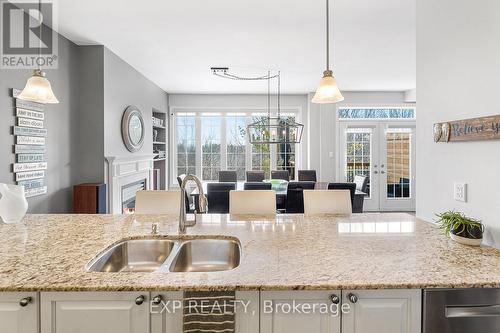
[
  {"xmin": 135, "ymin": 295, "xmax": 145, "ymax": 305},
  {"xmin": 330, "ymin": 294, "xmax": 340, "ymax": 304},
  {"xmin": 152, "ymin": 295, "xmax": 163, "ymax": 305},
  {"xmin": 19, "ymin": 297, "xmax": 32, "ymax": 307},
  {"xmin": 348, "ymin": 293, "xmax": 358, "ymax": 304}
]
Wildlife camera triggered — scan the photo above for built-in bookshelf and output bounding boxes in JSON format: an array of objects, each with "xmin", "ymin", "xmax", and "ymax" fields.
[{"xmin": 152, "ymin": 109, "xmax": 168, "ymax": 190}]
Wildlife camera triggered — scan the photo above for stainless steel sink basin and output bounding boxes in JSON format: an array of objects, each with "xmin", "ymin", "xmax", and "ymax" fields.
[
  {"xmin": 86, "ymin": 239, "xmax": 175, "ymax": 272},
  {"xmin": 86, "ymin": 237, "xmax": 241, "ymax": 273},
  {"xmin": 168, "ymin": 239, "xmax": 241, "ymax": 272}
]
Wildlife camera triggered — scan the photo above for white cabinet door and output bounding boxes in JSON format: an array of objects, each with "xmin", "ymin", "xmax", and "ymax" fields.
[
  {"xmin": 150, "ymin": 291, "xmax": 183, "ymax": 333},
  {"xmin": 261, "ymin": 290, "xmax": 341, "ymax": 333},
  {"xmin": 235, "ymin": 291, "xmax": 259, "ymax": 333},
  {"xmin": 41, "ymin": 292, "xmax": 150, "ymax": 333},
  {"xmin": 0, "ymin": 292, "xmax": 38, "ymax": 333},
  {"xmin": 151, "ymin": 291, "xmax": 259, "ymax": 333},
  {"xmin": 342, "ymin": 289, "xmax": 421, "ymax": 333}
]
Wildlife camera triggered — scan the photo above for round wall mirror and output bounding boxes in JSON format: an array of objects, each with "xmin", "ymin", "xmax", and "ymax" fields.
[{"xmin": 121, "ymin": 106, "xmax": 145, "ymax": 152}]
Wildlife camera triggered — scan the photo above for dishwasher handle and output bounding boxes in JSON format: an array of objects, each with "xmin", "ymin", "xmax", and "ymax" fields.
[{"xmin": 446, "ymin": 305, "xmax": 500, "ymax": 318}]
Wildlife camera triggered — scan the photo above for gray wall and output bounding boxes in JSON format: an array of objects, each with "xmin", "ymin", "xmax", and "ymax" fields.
[
  {"xmin": 0, "ymin": 32, "xmax": 80, "ymax": 213},
  {"xmin": 416, "ymin": 0, "xmax": 500, "ymax": 247},
  {"xmin": 103, "ymin": 48, "xmax": 168, "ymax": 158},
  {"xmin": 0, "ymin": 35, "xmax": 168, "ymax": 213}
]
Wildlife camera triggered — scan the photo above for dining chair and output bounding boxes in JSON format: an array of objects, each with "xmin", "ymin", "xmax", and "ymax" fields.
[
  {"xmin": 246, "ymin": 171, "xmax": 265, "ymax": 182},
  {"xmin": 328, "ymin": 182, "xmax": 356, "ymax": 206},
  {"xmin": 229, "ymin": 190, "xmax": 276, "ymax": 215},
  {"xmin": 243, "ymin": 182, "xmax": 272, "ymax": 190},
  {"xmin": 218, "ymin": 170, "xmax": 237, "ymax": 182},
  {"xmin": 271, "ymin": 170, "xmax": 290, "ymax": 181},
  {"xmin": 135, "ymin": 190, "xmax": 180, "ymax": 214},
  {"xmin": 303, "ymin": 190, "xmax": 352, "ymax": 215},
  {"xmin": 354, "ymin": 175, "xmax": 369, "ymax": 193},
  {"xmin": 298, "ymin": 170, "xmax": 317, "ymax": 182},
  {"xmin": 177, "ymin": 174, "xmax": 194, "ymax": 213},
  {"xmin": 285, "ymin": 181, "xmax": 316, "ymax": 213},
  {"xmin": 206, "ymin": 183, "xmax": 236, "ymax": 214}
]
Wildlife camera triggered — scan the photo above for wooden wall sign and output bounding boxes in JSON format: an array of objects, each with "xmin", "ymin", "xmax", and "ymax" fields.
[
  {"xmin": 11, "ymin": 88, "xmax": 48, "ymax": 198},
  {"xmin": 16, "ymin": 108, "xmax": 44, "ymax": 120},
  {"xmin": 16, "ymin": 170, "xmax": 45, "ymax": 181},
  {"xmin": 434, "ymin": 114, "xmax": 500, "ymax": 142}
]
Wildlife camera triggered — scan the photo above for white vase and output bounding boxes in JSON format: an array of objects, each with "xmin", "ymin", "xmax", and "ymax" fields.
[{"xmin": 0, "ymin": 183, "xmax": 28, "ymax": 224}]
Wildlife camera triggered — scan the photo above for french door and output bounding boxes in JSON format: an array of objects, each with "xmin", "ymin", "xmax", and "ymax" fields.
[{"xmin": 339, "ymin": 122, "xmax": 416, "ymax": 212}]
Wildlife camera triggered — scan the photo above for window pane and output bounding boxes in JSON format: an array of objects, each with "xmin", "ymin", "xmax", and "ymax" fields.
[
  {"xmin": 201, "ymin": 116, "xmax": 221, "ymax": 181},
  {"xmin": 176, "ymin": 115, "xmax": 196, "ymax": 177},
  {"xmin": 226, "ymin": 116, "xmax": 247, "ymax": 180},
  {"xmin": 345, "ymin": 128, "xmax": 372, "ymax": 196},
  {"xmin": 386, "ymin": 131, "xmax": 411, "ymax": 199},
  {"xmin": 276, "ymin": 116, "xmax": 297, "ymax": 179}
]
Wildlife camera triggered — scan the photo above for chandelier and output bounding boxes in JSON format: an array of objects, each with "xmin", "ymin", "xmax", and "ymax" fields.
[{"xmin": 211, "ymin": 68, "xmax": 304, "ymax": 144}]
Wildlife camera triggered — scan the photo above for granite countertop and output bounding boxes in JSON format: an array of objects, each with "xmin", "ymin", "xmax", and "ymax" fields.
[{"xmin": 0, "ymin": 213, "xmax": 499, "ymax": 292}]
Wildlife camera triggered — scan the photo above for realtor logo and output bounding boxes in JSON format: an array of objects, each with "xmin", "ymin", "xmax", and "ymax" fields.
[{"xmin": 1, "ymin": 0, "xmax": 58, "ymax": 68}]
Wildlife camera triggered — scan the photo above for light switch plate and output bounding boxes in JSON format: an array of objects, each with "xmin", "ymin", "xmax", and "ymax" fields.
[{"xmin": 454, "ymin": 182, "xmax": 467, "ymax": 202}]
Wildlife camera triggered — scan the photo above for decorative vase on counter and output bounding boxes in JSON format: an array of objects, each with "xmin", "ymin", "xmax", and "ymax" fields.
[
  {"xmin": 0, "ymin": 184, "xmax": 28, "ymax": 224},
  {"xmin": 449, "ymin": 224, "xmax": 484, "ymax": 247}
]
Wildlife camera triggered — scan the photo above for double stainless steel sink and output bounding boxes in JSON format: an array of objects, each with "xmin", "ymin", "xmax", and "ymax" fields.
[{"xmin": 86, "ymin": 237, "xmax": 241, "ymax": 273}]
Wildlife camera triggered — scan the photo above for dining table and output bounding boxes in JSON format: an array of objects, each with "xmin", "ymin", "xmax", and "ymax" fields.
[{"xmin": 189, "ymin": 181, "xmax": 367, "ymax": 213}]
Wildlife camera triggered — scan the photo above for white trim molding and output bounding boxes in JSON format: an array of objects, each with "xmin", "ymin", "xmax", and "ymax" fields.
[{"xmin": 105, "ymin": 155, "xmax": 155, "ymax": 214}]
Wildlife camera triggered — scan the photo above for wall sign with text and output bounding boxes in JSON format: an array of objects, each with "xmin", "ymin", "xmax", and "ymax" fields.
[
  {"xmin": 11, "ymin": 88, "xmax": 47, "ymax": 198},
  {"xmin": 434, "ymin": 114, "xmax": 500, "ymax": 143}
]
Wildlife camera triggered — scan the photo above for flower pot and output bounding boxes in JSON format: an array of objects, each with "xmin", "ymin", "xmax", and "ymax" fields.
[
  {"xmin": 0, "ymin": 184, "xmax": 28, "ymax": 224},
  {"xmin": 449, "ymin": 225, "xmax": 483, "ymax": 246}
]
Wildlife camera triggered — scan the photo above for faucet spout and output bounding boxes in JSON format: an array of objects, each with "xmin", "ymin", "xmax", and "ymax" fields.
[{"xmin": 179, "ymin": 174, "xmax": 207, "ymax": 233}]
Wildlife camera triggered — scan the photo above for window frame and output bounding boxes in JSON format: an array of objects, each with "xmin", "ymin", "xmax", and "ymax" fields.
[{"xmin": 170, "ymin": 107, "xmax": 302, "ymax": 186}]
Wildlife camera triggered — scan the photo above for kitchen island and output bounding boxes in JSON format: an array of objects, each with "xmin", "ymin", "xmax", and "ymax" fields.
[{"xmin": 1, "ymin": 213, "xmax": 499, "ymax": 333}]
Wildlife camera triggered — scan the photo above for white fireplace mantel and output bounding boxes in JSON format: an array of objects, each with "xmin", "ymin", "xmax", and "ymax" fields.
[{"xmin": 105, "ymin": 155, "xmax": 155, "ymax": 214}]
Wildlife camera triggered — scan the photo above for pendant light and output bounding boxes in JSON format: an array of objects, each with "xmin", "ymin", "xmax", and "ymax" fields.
[
  {"xmin": 18, "ymin": 0, "xmax": 59, "ymax": 104},
  {"xmin": 311, "ymin": 0, "xmax": 344, "ymax": 104}
]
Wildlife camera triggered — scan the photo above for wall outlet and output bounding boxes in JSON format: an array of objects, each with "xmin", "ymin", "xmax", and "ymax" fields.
[{"xmin": 454, "ymin": 182, "xmax": 467, "ymax": 202}]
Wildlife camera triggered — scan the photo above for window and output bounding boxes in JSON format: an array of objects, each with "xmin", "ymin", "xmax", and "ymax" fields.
[
  {"xmin": 201, "ymin": 116, "xmax": 221, "ymax": 181},
  {"xmin": 176, "ymin": 114, "xmax": 196, "ymax": 176},
  {"xmin": 276, "ymin": 116, "xmax": 296, "ymax": 178},
  {"xmin": 338, "ymin": 108, "xmax": 415, "ymax": 120},
  {"xmin": 345, "ymin": 128, "xmax": 371, "ymax": 195},
  {"xmin": 173, "ymin": 110, "xmax": 300, "ymax": 183},
  {"xmin": 226, "ymin": 115, "xmax": 247, "ymax": 180}
]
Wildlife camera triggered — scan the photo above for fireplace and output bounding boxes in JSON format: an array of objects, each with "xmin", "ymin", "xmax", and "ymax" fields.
[
  {"xmin": 105, "ymin": 155, "xmax": 155, "ymax": 214},
  {"xmin": 121, "ymin": 179, "xmax": 146, "ymax": 214}
]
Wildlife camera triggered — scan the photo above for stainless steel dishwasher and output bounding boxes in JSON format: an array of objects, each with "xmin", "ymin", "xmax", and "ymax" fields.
[{"xmin": 424, "ymin": 288, "xmax": 500, "ymax": 333}]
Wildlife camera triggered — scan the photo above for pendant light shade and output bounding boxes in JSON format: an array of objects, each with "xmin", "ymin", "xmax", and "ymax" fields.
[
  {"xmin": 311, "ymin": 70, "xmax": 344, "ymax": 103},
  {"xmin": 18, "ymin": 69, "xmax": 59, "ymax": 104},
  {"xmin": 312, "ymin": 0, "xmax": 344, "ymax": 104}
]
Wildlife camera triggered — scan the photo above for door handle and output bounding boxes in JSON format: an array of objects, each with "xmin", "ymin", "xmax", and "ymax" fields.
[
  {"xmin": 380, "ymin": 171, "xmax": 386, "ymax": 174},
  {"xmin": 446, "ymin": 305, "xmax": 500, "ymax": 318},
  {"xmin": 373, "ymin": 171, "xmax": 378, "ymax": 174}
]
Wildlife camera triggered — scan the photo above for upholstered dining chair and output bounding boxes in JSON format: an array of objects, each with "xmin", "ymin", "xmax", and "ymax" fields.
[
  {"xmin": 229, "ymin": 190, "xmax": 276, "ymax": 215},
  {"xmin": 285, "ymin": 181, "xmax": 315, "ymax": 213},
  {"xmin": 298, "ymin": 170, "xmax": 317, "ymax": 182},
  {"xmin": 135, "ymin": 190, "xmax": 180, "ymax": 214},
  {"xmin": 246, "ymin": 171, "xmax": 265, "ymax": 182},
  {"xmin": 206, "ymin": 183, "xmax": 236, "ymax": 214},
  {"xmin": 328, "ymin": 182, "xmax": 356, "ymax": 207},
  {"xmin": 271, "ymin": 170, "xmax": 290, "ymax": 181},
  {"xmin": 303, "ymin": 190, "xmax": 352, "ymax": 216},
  {"xmin": 218, "ymin": 170, "xmax": 237, "ymax": 182},
  {"xmin": 243, "ymin": 182, "xmax": 272, "ymax": 190},
  {"xmin": 354, "ymin": 175, "xmax": 369, "ymax": 193}
]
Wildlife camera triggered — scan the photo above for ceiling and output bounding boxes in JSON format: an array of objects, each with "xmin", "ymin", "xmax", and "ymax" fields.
[{"xmin": 56, "ymin": 0, "xmax": 415, "ymax": 94}]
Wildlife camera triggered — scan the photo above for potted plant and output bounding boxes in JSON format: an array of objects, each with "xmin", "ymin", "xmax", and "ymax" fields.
[{"xmin": 435, "ymin": 210, "xmax": 484, "ymax": 246}]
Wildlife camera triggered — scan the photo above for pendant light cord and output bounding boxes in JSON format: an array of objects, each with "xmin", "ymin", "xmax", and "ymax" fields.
[
  {"xmin": 38, "ymin": 0, "xmax": 42, "ymax": 71},
  {"xmin": 267, "ymin": 70, "xmax": 270, "ymax": 119},
  {"xmin": 326, "ymin": 0, "xmax": 330, "ymax": 71}
]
